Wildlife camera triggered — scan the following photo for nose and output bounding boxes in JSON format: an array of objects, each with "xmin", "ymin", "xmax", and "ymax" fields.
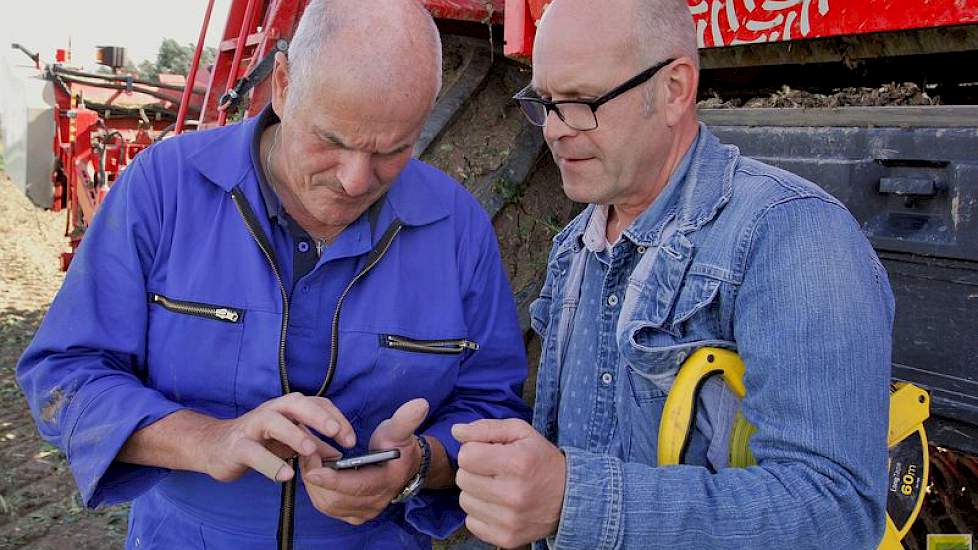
[
  {"xmin": 336, "ymin": 151, "xmax": 375, "ymax": 197},
  {"xmin": 542, "ymin": 108, "xmax": 577, "ymax": 143}
]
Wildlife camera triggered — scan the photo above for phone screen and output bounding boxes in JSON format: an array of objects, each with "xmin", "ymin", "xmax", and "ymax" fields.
[{"xmin": 325, "ymin": 449, "xmax": 401, "ymax": 470}]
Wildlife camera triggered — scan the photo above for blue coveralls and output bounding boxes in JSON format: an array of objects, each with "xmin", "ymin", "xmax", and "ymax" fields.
[{"xmin": 17, "ymin": 112, "xmax": 530, "ymax": 548}]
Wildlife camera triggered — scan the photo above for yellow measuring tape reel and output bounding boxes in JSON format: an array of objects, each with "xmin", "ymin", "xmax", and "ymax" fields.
[{"xmin": 657, "ymin": 348, "xmax": 930, "ymax": 550}]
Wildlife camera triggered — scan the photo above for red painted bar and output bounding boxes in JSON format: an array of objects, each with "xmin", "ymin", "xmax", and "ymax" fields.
[
  {"xmin": 503, "ymin": 0, "xmax": 978, "ymax": 60},
  {"xmin": 176, "ymin": 0, "xmax": 216, "ymax": 134},
  {"xmin": 424, "ymin": 0, "xmax": 505, "ymax": 24},
  {"xmin": 691, "ymin": 0, "xmax": 978, "ymax": 48}
]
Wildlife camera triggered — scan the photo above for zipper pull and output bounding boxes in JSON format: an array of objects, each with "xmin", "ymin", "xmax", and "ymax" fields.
[
  {"xmin": 459, "ymin": 340, "xmax": 480, "ymax": 351},
  {"xmin": 214, "ymin": 308, "xmax": 240, "ymax": 322}
]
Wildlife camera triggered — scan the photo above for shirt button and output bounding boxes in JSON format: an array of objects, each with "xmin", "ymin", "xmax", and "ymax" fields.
[
  {"xmin": 601, "ymin": 372, "xmax": 613, "ymax": 385},
  {"xmin": 637, "ymin": 246, "xmax": 648, "ymax": 254},
  {"xmin": 297, "ymin": 241, "xmax": 310, "ymax": 253},
  {"xmin": 607, "ymin": 294, "xmax": 619, "ymax": 307},
  {"xmin": 676, "ymin": 351, "xmax": 689, "ymax": 365}
]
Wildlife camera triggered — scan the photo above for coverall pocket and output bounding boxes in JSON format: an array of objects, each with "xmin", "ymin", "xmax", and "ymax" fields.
[
  {"xmin": 146, "ymin": 293, "xmax": 245, "ymax": 410},
  {"xmin": 364, "ymin": 333, "xmax": 470, "ymax": 425}
]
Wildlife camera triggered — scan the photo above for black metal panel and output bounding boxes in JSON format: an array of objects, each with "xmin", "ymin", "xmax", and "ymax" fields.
[
  {"xmin": 925, "ymin": 416, "xmax": 978, "ymax": 457},
  {"xmin": 708, "ymin": 118, "xmax": 978, "ymax": 452},
  {"xmin": 708, "ymin": 124, "xmax": 978, "ymax": 263}
]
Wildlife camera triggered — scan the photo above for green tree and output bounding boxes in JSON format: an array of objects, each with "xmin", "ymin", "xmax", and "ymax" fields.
[{"xmin": 139, "ymin": 38, "xmax": 216, "ymax": 81}]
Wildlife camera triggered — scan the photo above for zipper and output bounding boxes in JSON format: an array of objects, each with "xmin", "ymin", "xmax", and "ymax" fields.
[
  {"xmin": 381, "ymin": 334, "xmax": 479, "ymax": 355},
  {"xmin": 315, "ymin": 220, "xmax": 403, "ymax": 397},
  {"xmin": 231, "ymin": 188, "xmax": 404, "ymax": 550},
  {"xmin": 230, "ymin": 190, "xmax": 294, "ymax": 550},
  {"xmin": 149, "ymin": 293, "xmax": 244, "ymax": 323}
]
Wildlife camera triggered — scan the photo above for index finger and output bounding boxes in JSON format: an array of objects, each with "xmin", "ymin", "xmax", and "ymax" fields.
[
  {"xmin": 457, "ymin": 441, "xmax": 506, "ymax": 476},
  {"xmin": 272, "ymin": 394, "xmax": 356, "ymax": 448},
  {"xmin": 452, "ymin": 418, "xmax": 532, "ymax": 445}
]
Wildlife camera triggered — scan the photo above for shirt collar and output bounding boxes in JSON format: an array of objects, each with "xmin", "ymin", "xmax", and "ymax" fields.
[{"xmin": 580, "ymin": 128, "xmax": 700, "ymax": 252}]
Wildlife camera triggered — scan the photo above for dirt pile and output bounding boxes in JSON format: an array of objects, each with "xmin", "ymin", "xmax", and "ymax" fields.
[{"xmin": 699, "ymin": 82, "xmax": 939, "ymax": 109}]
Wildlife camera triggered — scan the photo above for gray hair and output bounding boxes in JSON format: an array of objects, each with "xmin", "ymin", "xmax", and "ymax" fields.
[
  {"xmin": 285, "ymin": 0, "xmax": 442, "ymax": 113},
  {"xmin": 634, "ymin": 0, "xmax": 700, "ymax": 69},
  {"xmin": 632, "ymin": 0, "xmax": 699, "ymax": 115}
]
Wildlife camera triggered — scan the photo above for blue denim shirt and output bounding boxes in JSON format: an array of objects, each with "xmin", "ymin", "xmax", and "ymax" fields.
[
  {"xmin": 530, "ymin": 124, "xmax": 894, "ymax": 549},
  {"xmin": 556, "ymin": 132, "xmax": 692, "ymax": 460}
]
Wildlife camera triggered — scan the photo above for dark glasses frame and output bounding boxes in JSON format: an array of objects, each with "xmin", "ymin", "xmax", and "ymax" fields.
[{"xmin": 512, "ymin": 58, "xmax": 677, "ymax": 131}]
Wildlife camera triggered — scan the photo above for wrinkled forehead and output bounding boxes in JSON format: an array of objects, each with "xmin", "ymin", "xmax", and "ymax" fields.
[{"xmin": 288, "ymin": 71, "xmax": 430, "ymax": 149}]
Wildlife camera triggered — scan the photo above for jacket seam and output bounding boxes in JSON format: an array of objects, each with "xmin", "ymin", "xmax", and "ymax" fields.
[{"xmin": 737, "ymin": 195, "xmax": 851, "ymax": 278}]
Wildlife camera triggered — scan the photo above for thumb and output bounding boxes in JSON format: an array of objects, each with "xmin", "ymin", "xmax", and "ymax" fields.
[
  {"xmin": 451, "ymin": 418, "xmax": 533, "ymax": 444},
  {"xmin": 374, "ymin": 398, "xmax": 429, "ymax": 445}
]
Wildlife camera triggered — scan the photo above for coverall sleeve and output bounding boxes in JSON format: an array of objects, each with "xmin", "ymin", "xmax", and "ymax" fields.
[
  {"xmin": 16, "ymin": 151, "xmax": 185, "ymax": 508},
  {"xmin": 551, "ymin": 198, "xmax": 893, "ymax": 549},
  {"xmin": 404, "ymin": 190, "xmax": 532, "ymax": 538}
]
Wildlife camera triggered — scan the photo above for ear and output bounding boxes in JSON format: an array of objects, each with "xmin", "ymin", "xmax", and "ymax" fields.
[
  {"xmin": 660, "ymin": 58, "xmax": 699, "ymax": 127},
  {"xmin": 270, "ymin": 51, "xmax": 290, "ymax": 119}
]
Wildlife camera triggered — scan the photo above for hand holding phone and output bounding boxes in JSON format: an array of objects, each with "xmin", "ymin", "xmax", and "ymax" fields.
[
  {"xmin": 301, "ymin": 399, "xmax": 429, "ymax": 525},
  {"xmin": 324, "ymin": 449, "xmax": 400, "ymax": 470}
]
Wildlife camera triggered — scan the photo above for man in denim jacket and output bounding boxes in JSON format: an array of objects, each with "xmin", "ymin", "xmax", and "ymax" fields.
[{"xmin": 451, "ymin": 0, "xmax": 894, "ymax": 548}]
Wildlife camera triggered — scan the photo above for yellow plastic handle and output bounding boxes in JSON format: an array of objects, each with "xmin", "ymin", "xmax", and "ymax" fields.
[
  {"xmin": 657, "ymin": 348, "xmax": 931, "ymax": 550},
  {"xmin": 658, "ymin": 348, "xmax": 744, "ymax": 466}
]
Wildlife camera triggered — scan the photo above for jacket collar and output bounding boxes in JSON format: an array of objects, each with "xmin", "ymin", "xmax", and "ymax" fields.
[
  {"xmin": 552, "ymin": 123, "xmax": 739, "ymax": 258},
  {"xmin": 187, "ymin": 105, "xmax": 449, "ymax": 228},
  {"xmin": 674, "ymin": 123, "xmax": 738, "ymax": 232}
]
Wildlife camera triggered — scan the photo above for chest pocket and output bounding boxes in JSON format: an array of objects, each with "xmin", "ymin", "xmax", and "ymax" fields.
[
  {"xmin": 615, "ymin": 241, "xmax": 732, "ymax": 466},
  {"xmin": 353, "ymin": 333, "xmax": 474, "ymax": 437},
  {"xmin": 146, "ymin": 292, "xmax": 246, "ymax": 414},
  {"xmin": 620, "ymin": 271, "xmax": 728, "ymax": 389}
]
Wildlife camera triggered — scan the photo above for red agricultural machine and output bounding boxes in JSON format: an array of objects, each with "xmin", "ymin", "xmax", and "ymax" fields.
[
  {"xmin": 4, "ymin": 0, "xmax": 978, "ymax": 545},
  {"xmin": 5, "ymin": 43, "xmax": 207, "ymax": 269}
]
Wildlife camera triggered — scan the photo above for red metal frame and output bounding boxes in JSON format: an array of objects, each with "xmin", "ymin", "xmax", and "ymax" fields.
[
  {"xmin": 425, "ymin": 0, "xmax": 504, "ymax": 24},
  {"xmin": 192, "ymin": 0, "xmax": 307, "ymax": 128},
  {"xmin": 185, "ymin": 0, "xmax": 503, "ymax": 131},
  {"xmin": 23, "ymin": 50, "xmax": 207, "ymax": 269},
  {"xmin": 503, "ymin": 0, "xmax": 978, "ymax": 61},
  {"xmin": 51, "ymin": 85, "xmax": 161, "ymax": 269},
  {"xmin": 176, "ymin": 0, "xmax": 217, "ymax": 134}
]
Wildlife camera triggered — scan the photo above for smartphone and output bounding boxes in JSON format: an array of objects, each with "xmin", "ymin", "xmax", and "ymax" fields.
[{"xmin": 325, "ymin": 449, "xmax": 401, "ymax": 470}]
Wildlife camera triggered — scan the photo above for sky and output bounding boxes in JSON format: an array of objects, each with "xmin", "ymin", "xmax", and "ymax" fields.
[{"xmin": 0, "ymin": 0, "xmax": 233, "ymax": 71}]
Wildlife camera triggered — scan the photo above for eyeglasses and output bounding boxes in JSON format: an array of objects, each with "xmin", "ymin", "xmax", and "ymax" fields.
[{"xmin": 513, "ymin": 58, "xmax": 676, "ymax": 132}]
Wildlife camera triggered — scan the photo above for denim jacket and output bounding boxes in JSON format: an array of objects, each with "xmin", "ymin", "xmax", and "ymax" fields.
[{"xmin": 530, "ymin": 125, "xmax": 894, "ymax": 549}]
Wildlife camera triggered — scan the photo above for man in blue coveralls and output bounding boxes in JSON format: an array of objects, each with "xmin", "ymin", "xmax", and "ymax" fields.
[{"xmin": 16, "ymin": 0, "xmax": 529, "ymax": 548}]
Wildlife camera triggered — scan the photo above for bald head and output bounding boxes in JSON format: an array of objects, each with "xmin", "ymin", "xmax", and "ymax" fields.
[
  {"xmin": 285, "ymin": 0, "xmax": 442, "ymax": 113},
  {"xmin": 536, "ymin": 0, "xmax": 698, "ymax": 73}
]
